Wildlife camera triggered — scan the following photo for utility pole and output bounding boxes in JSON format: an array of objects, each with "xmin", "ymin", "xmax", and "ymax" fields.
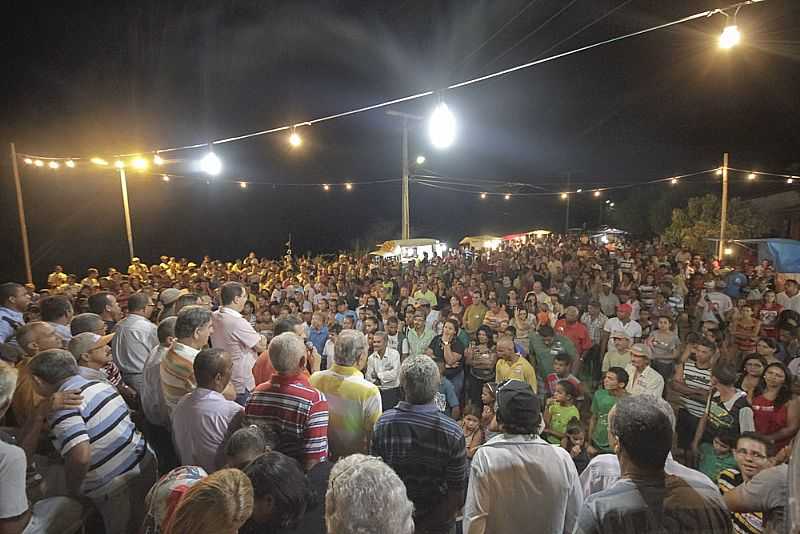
[
  {"xmin": 118, "ymin": 167, "xmax": 135, "ymax": 262},
  {"xmin": 10, "ymin": 143, "xmax": 33, "ymax": 284},
  {"xmin": 564, "ymin": 173, "xmax": 571, "ymax": 234},
  {"xmin": 401, "ymin": 118, "xmax": 410, "ymax": 240},
  {"xmin": 718, "ymin": 152, "xmax": 729, "ymax": 260}
]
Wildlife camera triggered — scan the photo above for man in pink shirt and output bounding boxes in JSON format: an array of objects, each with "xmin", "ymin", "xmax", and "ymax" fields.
[{"xmin": 211, "ymin": 282, "xmax": 267, "ymax": 405}]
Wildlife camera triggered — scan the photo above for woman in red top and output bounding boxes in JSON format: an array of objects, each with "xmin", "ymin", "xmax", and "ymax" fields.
[
  {"xmin": 758, "ymin": 290, "xmax": 783, "ymax": 339},
  {"xmin": 752, "ymin": 362, "xmax": 800, "ymax": 453}
]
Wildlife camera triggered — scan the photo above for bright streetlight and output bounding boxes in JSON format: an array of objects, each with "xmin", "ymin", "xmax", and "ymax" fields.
[
  {"xmin": 416, "ymin": 155, "xmax": 426, "ymax": 165},
  {"xmin": 428, "ymin": 102, "xmax": 456, "ymax": 149},
  {"xmin": 201, "ymin": 151, "xmax": 222, "ymax": 176},
  {"xmin": 719, "ymin": 25, "xmax": 741, "ymax": 49}
]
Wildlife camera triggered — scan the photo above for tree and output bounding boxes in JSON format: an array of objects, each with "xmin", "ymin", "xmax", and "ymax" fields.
[{"xmin": 662, "ymin": 193, "xmax": 768, "ymax": 252}]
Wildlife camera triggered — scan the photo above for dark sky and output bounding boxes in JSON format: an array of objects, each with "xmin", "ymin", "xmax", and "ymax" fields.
[{"xmin": 1, "ymin": 0, "xmax": 799, "ymax": 285}]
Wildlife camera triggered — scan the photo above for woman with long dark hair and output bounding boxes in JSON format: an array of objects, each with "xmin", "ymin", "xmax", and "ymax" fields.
[
  {"xmin": 751, "ymin": 362, "xmax": 800, "ymax": 453},
  {"xmin": 465, "ymin": 325, "xmax": 497, "ymax": 410}
]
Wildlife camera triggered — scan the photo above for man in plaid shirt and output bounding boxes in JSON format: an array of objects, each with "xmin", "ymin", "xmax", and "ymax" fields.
[{"xmin": 245, "ymin": 332, "xmax": 328, "ymax": 471}]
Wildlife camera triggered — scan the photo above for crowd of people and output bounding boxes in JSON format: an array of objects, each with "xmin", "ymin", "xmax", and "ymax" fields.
[{"xmin": 1, "ymin": 236, "xmax": 799, "ymax": 534}]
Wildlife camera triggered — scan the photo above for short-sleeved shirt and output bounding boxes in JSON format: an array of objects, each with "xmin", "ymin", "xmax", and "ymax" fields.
[
  {"xmin": 171, "ymin": 388, "xmax": 243, "ymax": 472},
  {"xmin": 601, "ymin": 349, "xmax": 632, "ymax": 372},
  {"xmin": 577, "ymin": 475, "xmax": 732, "ymax": 534},
  {"xmin": 160, "ymin": 342, "xmax": 199, "ymax": 416},
  {"xmin": 407, "ymin": 327, "xmax": 435, "ymax": 358},
  {"xmin": 603, "ymin": 317, "xmax": 642, "ymax": 341},
  {"xmin": 245, "ymin": 372, "xmax": 329, "ymax": 465},
  {"xmin": 496, "ymin": 357, "xmax": 538, "ymax": 393},
  {"xmin": 679, "ymin": 358, "xmax": 714, "ymax": 418},
  {"xmin": 718, "ymin": 468, "xmax": 764, "ymax": 534},
  {"xmin": 529, "ymin": 334, "xmax": 577, "ymax": 380},
  {"xmin": 0, "ymin": 439, "xmax": 28, "ymax": 520},
  {"xmin": 546, "ymin": 402, "xmax": 580, "ymax": 444},
  {"xmin": 371, "ymin": 401, "xmax": 466, "ymax": 532},
  {"xmin": 728, "ymin": 464, "xmax": 788, "ymax": 534},
  {"xmin": 590, "ymin": 389, "xmax": 619, "ymax": 451},
  {"xmin": 546, "ymin": 372, "xmax": 581, "ymax": 398},
  {"xmin": 48, "ymin": 375, "xmax": 148, "ymax": 494},
  {"xmin": 310, "ymin": 364, "xmax": 382, "ymax": 458},
  {"xmin": 211, "ymin": 307, "xmax": 262, "ymax": 394},
  {"xmin": 429, "ymin": 335, "xmax": 466, "ymax": 378}
]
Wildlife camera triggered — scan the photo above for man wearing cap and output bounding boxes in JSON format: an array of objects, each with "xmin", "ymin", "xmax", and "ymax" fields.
[
  {"xmin": 463, "ymin": 379, "xmax": 582, "ymax": 534},
  {"xmin": 601, "ymin": 331, "xmax": 634, "ymax": 372},
  {"xmin": 624, "ymin": 343, "xmax": 664, "ymax": 397},
  {"xmin": 111, "ymin": 292, "xmax": 157, "ymax": 393},
  {"xmin": 69, "ymin": 332, "xmax": 115, "ymax": 383},
  {"xmin": 601, "ymin": 302, "xmax": 641, "ymax": 355},
  {"xmin": 211, "ymin": 282, "xmax": 267, "ymax": 405},
  {"xmin": 157, "ymin": 287, "xmax": 185, "ymax": 321}
]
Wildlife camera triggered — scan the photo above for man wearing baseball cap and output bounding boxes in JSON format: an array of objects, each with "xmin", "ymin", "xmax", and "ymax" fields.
[
  {"xmin": 601, "ymin": 302, "xmax": 641, "ymax": 356},
  {"xmin": 69, "ymin": 332, "xmax": 115, "ymax": 383},
  {"xmin": 625, "ymin": 343, "xmax": 664, "ymax": 397},
  {"xmin": 602, "ymin": 330, "xmax": 633, "ymax": 372},
  {"xmin": 464, "ymin": 379, "xmax": 582, "ymax": 533}
]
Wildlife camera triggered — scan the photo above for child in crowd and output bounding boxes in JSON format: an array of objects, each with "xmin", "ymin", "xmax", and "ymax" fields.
[
  {"xmin": 435, "ymin": 359, "xmax": 460, "ymax": 419},
  {"xmin": 698, "ymin": 431, "xmax": 739, "ymax": 483},
  {"xmin": 321, "ymin": 323, "xmax": 342, "ymax": 371},
  {"xmin": 460, "ymin": 405, "xmax": 485, "ymax": 459},
  {"xmin": 562, "ymin": 419, "xmax": 589, "ymax": 474},
  {"xmin": 545, "ymin": 353, "xmax": 582, "ymax": 399},
  {"xmin": 480, "ymin": 382, "xmax": 498, "ymax": 439},
  {"xmin": 588, "ymin": 367, "xmax": 629, "ymax": 456},
  {"xmin": 544, "ymin": 380, "xmax": 580, "ymax": 445}
]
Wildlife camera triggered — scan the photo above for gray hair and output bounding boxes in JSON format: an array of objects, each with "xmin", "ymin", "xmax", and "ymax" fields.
[
  {"xmin": 399, "ymin": 355, "xmax": 439, "ymax": 404},
  {"xmin": 157, "ymin": 316, "xmax": 178, "ymax": 344},
  {"xmin": 326, "ymin": 454, "xmax": 414, "ymax": 534},
  {"xmin": 334, "ymin": 329, "xmax": 367, "ymax": 366},
  {"xmin": 0, "ymin": 363, "xmax": 18, "ymax": 409},
  {"xmin": 269, "ymin": 332, "xmax": 306, "ymax": 373},
  {"xmin": 174, "ymin": 306, "xmax": 212, "ymax": 339},
  {"xmin": 70, "ymin": 313, "xmax": 105, "ymax": 335},
  {"xmin": 28, "ymin": 349, "xmax": 79, "ymax": 385},
  {"xmin": 651, "ymin": 395, "xmax": 676, "ymax": 431},
  {"xmin": 372, "ymin": 331, "xmax": 387, "ymax": 342},
  {"xmin": 609, "ymin": 395, "xmax": 672, "ymax": 470}
]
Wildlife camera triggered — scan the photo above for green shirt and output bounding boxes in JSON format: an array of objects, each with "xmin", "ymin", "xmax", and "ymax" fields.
[
  {"xmin": 591, "ymin": 389, "xmax": 618, "ymax": 451},
  {"xmin": 529, "ymin": 334, "xmax": 577, "ymax": 381},
  {"xmin": 546, "ymin": 403, "xmax": 580, "ymax": 444},
  {"xmin": 698, "ymin": 442, "xmax": 738, "ymax": 483},
  {"xmin": 407, "ymin": 327, "xmax": 435, "ymax": 357}
]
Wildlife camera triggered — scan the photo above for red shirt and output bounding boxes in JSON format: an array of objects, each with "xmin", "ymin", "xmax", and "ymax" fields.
[
  {"xmin": 554, "ymin": 319, "xmax": 592, "ymax": 356},
  {"xmin": 245, "ymin": 373, "xmax": 329, "ymax": 465}
]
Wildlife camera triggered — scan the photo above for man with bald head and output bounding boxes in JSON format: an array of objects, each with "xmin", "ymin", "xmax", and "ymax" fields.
[
  {"xmin": 495, "ymin": 335, "xmax": 537, "ymax": 393},
  {"xmin": 11, "ymin": 321, "xmax": 64, "ymax": 425}
]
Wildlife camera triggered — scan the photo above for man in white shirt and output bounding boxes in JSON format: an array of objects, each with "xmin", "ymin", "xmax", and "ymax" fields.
[
  {"xmin": 111, "ymin": 292, "xmax": 158, "ymax": 393},
  {"xmin": 602, "ymin": 303, "xmax": 641, "ymax": 354},
  {"xmin": 384, "ymin": 317, "xmax": 409, "ymax": 360},
  {"xmin": 172, "ymin": 348, "xmax": 244, "ymax": 472},
  {"xmin": 777, "ymin": 279, "xmax": 800, "ymax": 314},
  {"xmin": 366, "ymin": 331, "xmax": 402, "ymax": 410},
  {"xmin": 625, "ymin": 343, "xmax": 664, "ymax": 397},
  {"xmin": 464, "ymin": 379, "xmax": 582, "ymax": 534},
  {"xmin": 697, "ymin": 281, "xmax": 734, "ymax": 324},
  {"xmin": 211, "ymin": 282, "xmax": 267, "ymax": 406}
]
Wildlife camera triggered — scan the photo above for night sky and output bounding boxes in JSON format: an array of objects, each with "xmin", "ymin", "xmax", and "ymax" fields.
[{"xmin": 1, "ymin": 0, "xmax": 798, "ymax": 285}]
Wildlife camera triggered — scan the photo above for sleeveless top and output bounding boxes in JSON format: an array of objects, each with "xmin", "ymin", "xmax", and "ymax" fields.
[{"xmin": 752, "ymin": 395, "xmax": 790, "ymax": 450}]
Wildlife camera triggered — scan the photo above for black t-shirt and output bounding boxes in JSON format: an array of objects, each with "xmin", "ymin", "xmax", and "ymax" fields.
[{"xmin": 429, "ymin": 335, "xmax": 465, "ymax": 378}]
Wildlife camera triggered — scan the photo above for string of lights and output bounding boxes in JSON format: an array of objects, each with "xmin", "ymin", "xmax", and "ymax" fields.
[{"xmin": 15, "ymin": 0, "xmax": 762, "ymax": 166}]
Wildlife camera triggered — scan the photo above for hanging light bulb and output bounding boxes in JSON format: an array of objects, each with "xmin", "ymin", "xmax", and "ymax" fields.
[
  {"xmin": 593, "ymin": 190, "xmax": 601, "ymax": 197},
  {"xmin": 504, "ymin": 193, "xmax": 511, "ymax": 200},
  {"xmin": 480, "ymin": 192, "xmax": 487, "ymax": 200},
  {"xmin": 240, "ymin": 182, "xmax": 247, "ymax": 189},
  {"xmin": 48, "ymin": 161, "xmax": 60, "ymax": 169},
  {"xmin": 34, "ymin": 160, "xmax": 44, "ymax": 167},
  {"xmin": 323, "ymin": 184, "xmax": 330, "ymax": 191},
  {"xmin": 289, "ymin": 128, "xmax": 302, "ymax": 148},
  {"xmin": 416, "ymin": 155, "xmax": 426, "ymax": 165},
  {"xmin": 560, "ymin": 192, "xmax": 568, "ymax": 200},
  {"xmin": 671, "ymin": 177, "xmax": 679, "ymax": 185},
  {"xmin": 576, "ymin": 188, "xmax": 582, "ymax": 193},
  {"xmin": 747, "ymin": 173, "xmax": 756, "ymax": 180},
  {"xmin": 23, "ymin": 158, "xmax": 33, "ymax": 165},
  {"xmin": 428, "ymin": 102, "xmax": 456, "ymax": 149},
  {"xmin": 162, "ymin": 175, "xmax": 170, "ymax": 182},
  {"xmin": 132, "ymin": 157, "xmax": 149, "ymax": 170},
  {"xmin": 345, "ymin": 183, "xmax": 353, "ymax": 190},
  {"xmin": 200, "ymin": 151, "xmax": 222, "ymax": 176},
  {"xmin": 789, "ymin": 177, "xmax": 796, "ymax": 185},
  {"xmin": 90, "ymin": 157, "xmax": 108, "ymax": 166},
  {"xmin": 719, "ymin": 25, "xmax": 741, "ymax": 49},
  {"xmin": 153, "ymin": 154, "xmax": 164, "ymax": 166},
  {"xmin": 716, "ymin": 168, "xmax": 723, "ymax": 176},
  {"xmin": 114, "ymin": 160, "xmax": 126, "ymax": 169},
  {"xmin": 65, "ymin": 160, "xmax": 76, "ymax": 168}
]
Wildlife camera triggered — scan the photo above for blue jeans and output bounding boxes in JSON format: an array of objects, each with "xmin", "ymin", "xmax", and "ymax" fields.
[{"xmin": 446, "ymin": 369, "xmax": 465, "ymax": 405}]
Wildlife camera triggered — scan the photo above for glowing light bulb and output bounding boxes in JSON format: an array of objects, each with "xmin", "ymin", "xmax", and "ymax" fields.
[
  {"xmin": 240, "ymin": 182, "xmax": 247, "ymax": 189},
  {"xmin": 594, "ymin": 191, "xmax": 601, "ymax": 197},
  {"xmin": 289, "ymin": 132, "xmax": 302, "ymax": 147},
  {"xmin": 345, "ymin": 183, "xmax": 353, "ymax": 190},
  {"xmin": 671, "ymin": 177, "xmax": 679, "ymax": 185},
  {"xmin": 560, "ymin": 193, "xmax": 568, "ymax": 200},
  {"xmin": 724, "ymin": 247, "xmax": 734, "ymax": 256},
  {"xmin": 48, "ymin": 161, "xmax": 60, "ymax": 169},
  {"xmin": 716, "ymin": 168, "xmax": 723, "ymax": 176},
  {"xmin": 323, "ymin": 184, "xmax": 330, "ymax": 191},
  {"xmin": 789, "ymin": 178, "xmax": 795, "ymax": 185},
  {"xmin": 114, "ymin": 160, "xmax": 125, "ymax": 169},
  {"xmin": 200, "ymin": 152, "xmax": 222, "ymax": 176},
  {"xmin": 576, "ymin": 188, "xmax": 582, "ymax": 193},
  {"xmin": 23, "ymin": 158, "xmax": 33, "ymax": 165},
  {"xmin": 480, "ymin": 192, "xmax": 487, "ymax": 200},
  {"xmin": 609, "ymin": 202, "xmax": 615, "ymax": 207},
  {"xmin": 90, "ymin": 157, "xmax": 108, "ymax": 166},
  {"xmin": 416, "ymin": 155, "xmax": 426, "ymax": 165},
  {"xmin": 132, "ymin": 157, "xmax": 149, "ymax": 170},
  {"xmin": 65, "ymin": 160, "xmax": 76, "ymax": 168},
  {"xmin": 747, "ymin": 173, "xmax": 756, "ymax": 180},
  {"xmin": 719, "ymin": 25, "xmax": 741, "ymax": 49},
  {"xmin": 34, "ymin": 160, "xmax": 44, "ymax": 167},
  {"xmin": 428, "ymin": 102, "xmax": 456, "ymax": 149},
  {"xmin": 162, "ymin": 175, "xmax": 170, "ymax": 182},
  {"xmin": 153, "ymin": 155, "xmax": 164, "ymax": 165},
  {"xmin": 504, "ymin": 194, "xmax": 511, "ymax": 200}
]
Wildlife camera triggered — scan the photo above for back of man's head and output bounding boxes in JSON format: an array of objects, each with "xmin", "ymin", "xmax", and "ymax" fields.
[
  {"xmin": 268, "ymin": 332, "xmax": 306, "ymax": 374},
  {"xmin": 193, "ymin": 348, "xmax": 227, "ymax": 388},
  {"xmin": 71, "ymin": 313, "xmax": 104, "ymax": 335},
  {"xmin": 610, "ymin": 395, "xmax": 672, "ymax": 470},
  {"xmin": 88, "ymin": 292, "xmax": 112, "ymax": 315},
  {"xmin": 334, "ymin": 330, "xmax": 366, "ymax": 367},
  {"xmin": 274, "ymin": 316, "xmax": 303, "ymax": 337},
  {"xmin": 399, "ymin": 355, "xmax": 439, "ymax": 405},
  {"xmin": 29, "ymin": 348, "xmax": 79, "ymax": 385},
  {"xmin": 40, "ymin": 295, "xmax": 72, "ymax": 322},
  {"xmin": 157, "ymin": 316, "xmax": 178, "ymax": 345},
  {"xmin": 174, "ymin": 306, "xmax": 212, "ymax": 340},
  {"xmin": 712, "ymin": 362, "xmax": 738, "ymax": 387},
  {"xmin": 127, "ymin": 292, "xmax": 150, "ymax": 314},
  {"xmin": 221, "ymin": 282, "xmax": 245, "ymax": 306},
  {"xmin": 0, "ymin": 282, "xmax": 22, "ymax": 307}
]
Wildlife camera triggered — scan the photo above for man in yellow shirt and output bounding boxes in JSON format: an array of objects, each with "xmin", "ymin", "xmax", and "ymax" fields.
[
  {"xmin": 495, "ymin": 336, "xmax": 537, "ymax": 393},
  {"xmin": 463, "ymin": 291, "xmax": 488, "ymax": 336}
]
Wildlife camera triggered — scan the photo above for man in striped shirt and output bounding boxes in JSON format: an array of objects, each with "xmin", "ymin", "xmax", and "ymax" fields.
[
  {"xmin": 245, "ymin": 332, "xmax": 329, "ymax": 471},
  {"xmin": 671, "ymin": 337, "xmax": 716, "ymax": 461},
  {"xmin": 718, "ymin": 432, "xmax": 772, "ymax": 534},
  {"xmin": 29, "ymin": 348, "xmax": 157, "ymax": 534},
  {"xmin": 371, "ymin": 355, "xmax": 466, "ymax": 534}
]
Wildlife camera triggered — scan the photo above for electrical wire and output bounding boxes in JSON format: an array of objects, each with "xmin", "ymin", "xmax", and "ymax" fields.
[{"xmin": 16, "ymin": 1, "xmax": 763, "ymax": 160}]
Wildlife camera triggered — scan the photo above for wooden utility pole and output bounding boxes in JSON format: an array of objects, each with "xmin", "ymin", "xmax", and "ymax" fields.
[
  {"xmin": 718, "ymin": 152, "xmax": 729, "ymax": 260},
  {"xmin": 10, "ymin": 143, "xmax": 33, "ymax": 284}
]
